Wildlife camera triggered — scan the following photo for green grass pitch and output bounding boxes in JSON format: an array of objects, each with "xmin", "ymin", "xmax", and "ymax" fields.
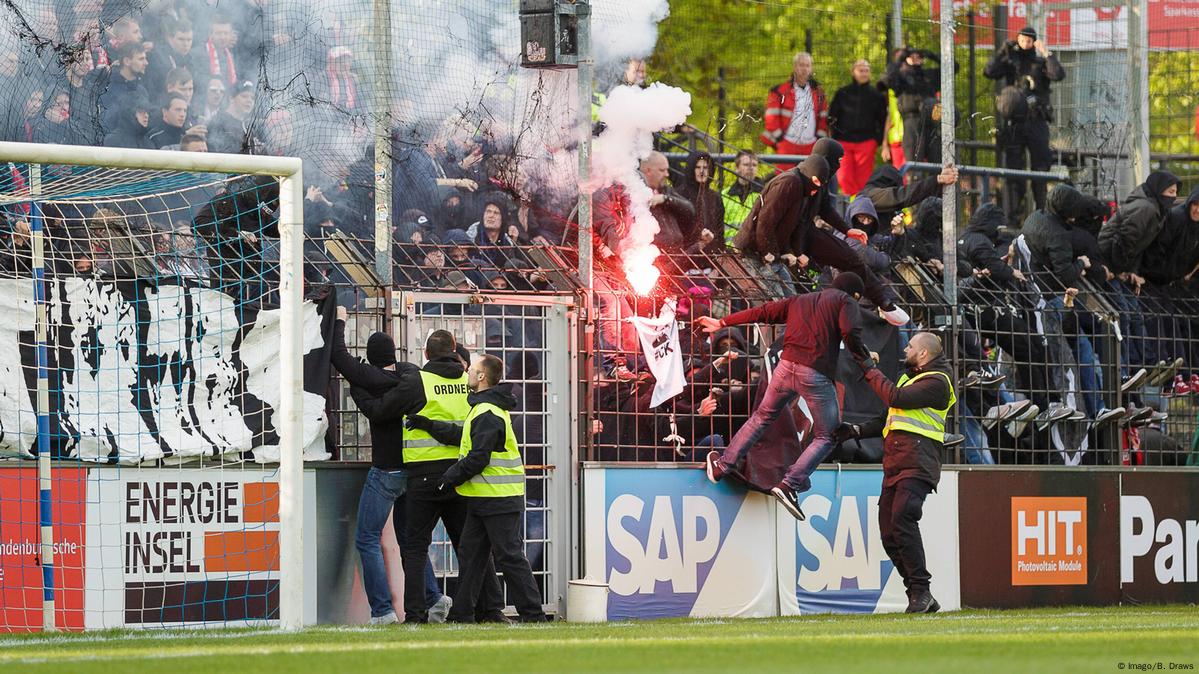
[{"xmin": 2, "ymin": 606, "xmax": 1196, "ymax": 673}]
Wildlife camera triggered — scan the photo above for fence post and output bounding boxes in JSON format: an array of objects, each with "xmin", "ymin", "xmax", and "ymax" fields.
[
  {"xmin": 940, "ymin": 0, "xmax": 958, "ymax": 307},
  {"xmin": 372, "ymin": 0, "xmax": 393, "ymax": 288},
  {"xmin": 1128, "ymin": 0, "xmax": 1151, "ymax": 184}
]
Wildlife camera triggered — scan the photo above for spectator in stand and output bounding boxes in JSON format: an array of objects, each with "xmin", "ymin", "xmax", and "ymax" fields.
[
  {"xmin": 882, "ymin": 47, "xmax": 945, "ymax": 163},
  {"xmin": 64, "ymin": 48, "xmax": 105, "ymax": 145},
  {"xmin": 468, "ymin": 199, "xmax": 519, "ymax": 268},
  {"xmin": 180, "ymin": 132, "xmax": 208, "ymax": 152},
  {"xmin": 32, "ymin": 92, "xmax": 72, "ymax": 145},
  {"xmin": 195, "ymin": 77, "xmax": 225, "ymax": 124},
  {"xmin": 99, "ymin": 42, "xmax": 150, "ymax": 131},
  {"xmin": 324, "ymin": 46, "xmax": 363, "ymax": 114},
  {"xmin": 842, "ymin": 200, "xmax": 891, "ymax": 275},
  {"xmin": 200, "ymin": 15, "xmax": 240, "ymax": 90},
  {"xmin": 855, "ymin": 164, "xmax": 957, "ymax": 238},
  {"xmin": 146, "ymin": 18, "xmax": 195, "ymax": 96},
  {"xmin": 829, "ymin": 59, "xmax": 887, "ymax": 196},
  {"xmin": 103, "ymin": 96, "xmax": 155, "ymax": 150},
  {"xmin": 207, "ymin": 80, "xmax": 260, "ymax": 153},
  {"xmin": 761, "ymin": 52, "xmax": 828, "ymax": 171},
  {"xmin": 984, "ymin": 26, "xmax": 1065, "ymax": 220},
  {"xmin": 676, "ymin": 151, "xmax": 725, "ymax": 254},
  {"xmin": 102, "ymin": 17, "xmax": 145, "ymax": 65},
  {"xmin": 263, "ymin": 109, "xmax": 297, "ymax": 156},
  {"xmin": 594, "ymin": 152, "xmax": 697, "ymax": 256},
  {"xmin": 147, "ymin": 93, "xmax": 190, "ymax": 148},
  {"xmin": 8, "ymin": 89, "xmax": 44, "ymax": 143},
  {"xmin": 720, "ymin": 151, "xmax": 761, "ymax": 249}
]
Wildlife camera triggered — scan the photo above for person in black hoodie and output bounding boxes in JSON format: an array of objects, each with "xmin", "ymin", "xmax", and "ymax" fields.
[
  {"xmin": 676, "ymin": 151, "xmax": 726, "ymax": 254},
  {"xmin": 366, "ymin": 331, "xmax": 506, "ymax": 624},
  {"xmin": 407, "ymin": 354, "xmax": 548, "ymax": 623},
  {"xmin": 329, "ymin": 307, "xmax": 447, "ymax": 625},
  {"xmin": 102, "ymin": 97, "xmax": 156, "ymax": 150},
  {"xmin": 848, "ymin": 331, "xmax": 955, "ymax": 613},
  {"xmin": 882, "ymin": 47, "xmax": 945, "ymax": 162},
  {"xmin": 857, "ymin": 164, "xmax": 958, "ymax": 234},
  {"xmin": 829, "ymin": 59, "xmax": 887, "ymax": 196}
]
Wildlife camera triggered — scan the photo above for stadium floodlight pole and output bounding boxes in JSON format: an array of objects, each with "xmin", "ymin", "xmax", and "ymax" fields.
[
  {"xmin": 29, "ymin": 163, "xmax": 55, "ymax": 632},
  {"xmin": 940, "ymin": 0, "xmax": 958, "ymax": 307},
  {"xmin": 1128, "ymin": 0, "xmax": 1150, "ymax": 184},
  {"xmin": 372, "ymin": 0, "xmax": 394, "ymax": 287},
  {"xmin": 0, "ymin": 141, "xmax": 307, "ymax": 631}
]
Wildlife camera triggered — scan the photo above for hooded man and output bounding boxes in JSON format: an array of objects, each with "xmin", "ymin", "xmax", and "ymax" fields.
[
  {"xmin": 984, "ymin": 26, "xmax": 1065, "ymax": 218},
  {"xmin": 1142, "ymin": 186, "xmax": 1199, "ymax": 286},
  {"xmin": 1099, "ymin": 170, "xmax": 1182, "ymax": 285},
  {"xmin": 676, "ymin": 151, "xmax": 726, "ymax": 254},
  {"xmin": 857, "ymin": 164, "xmax": 959, "ymax": 234},
  {"xmin": 329, "ymin": 307, "xmax": 448, "ymax": 625},
  {"xmin": 406, "ymin": 354, "xmax": 549, "ymax": 623},
  {"xmin": 102, "ymin": 96, "xmax": 155, "ymax": 150},
  {"xmin": 1023, "ymin": 184, "xmax": 1092, "ymax": 293},
  {"xmin": 845, "ymin": 332, "xmax": 956, "ymax": 613}
]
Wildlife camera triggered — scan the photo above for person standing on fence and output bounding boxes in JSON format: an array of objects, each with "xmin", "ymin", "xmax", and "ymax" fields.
[
  {"xmin": 839, "ymin": 331, "xmax": 955, "ymax": 613},
  {"xmin": 329, "ymin": 307, "xmax": 449, "ymax": 625},
  {"xmin": 368, "ymin": 330, "xmax": 507, "ymax": 624},
  {"xmin": 406, "ymin": 354, "xmax": 548, "ymax": 623},
  {"xmin": 761, "ymin": 52, "xmax": 828, "ymax": 171},
  {"xmin": 698, "ymin": 272, "xmax": 875, "ymax": 521},
  {"xmin": 829, "ymin": 59, "xmax": 887, "ymax": 197},
  {"xmin": 984, "ymin": 26, "xmax": 1065, "ymax": 222}
]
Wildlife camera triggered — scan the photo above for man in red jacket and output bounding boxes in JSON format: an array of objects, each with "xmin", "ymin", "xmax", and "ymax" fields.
[
  {"xmin": 762, "ymin": 52, "xmax": 828, "ymax": 171},
  {"xmin": 699, "ymin": 272, "xmax": 874, "ymax": 520}
]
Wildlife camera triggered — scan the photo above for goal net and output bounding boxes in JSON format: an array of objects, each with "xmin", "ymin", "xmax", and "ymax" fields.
[{"xmin": 0, "ymin": 142, "xmax": 308, "ymax": 631}]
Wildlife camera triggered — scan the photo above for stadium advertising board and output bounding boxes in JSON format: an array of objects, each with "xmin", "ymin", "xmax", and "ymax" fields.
[
  {"xmin": 1120, "ymin": 472, "xmax": 1199, "ymax": 604},
  {"xmin": 84, "ymin": 468, "xmax": 282, "ymax": 628},
  {"xmin": 0, "ymin": 467, "xmax": 88, "ymax": 632},
  {"xmin": 959, "ymin": 470, "xmax": 1120, "ymax": 607},
  {"xmin": 776, "ymin": 470, "xmax": 961, "ymax": 614},
  {"xmin": 584, "ymin": 466, "xmax": 777, "ymax": 620}
]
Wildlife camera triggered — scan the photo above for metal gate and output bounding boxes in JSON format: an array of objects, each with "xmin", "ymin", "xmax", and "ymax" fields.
[{"xmin": 396, "ymin": 291, "xmax": 578, "ymax": 616}]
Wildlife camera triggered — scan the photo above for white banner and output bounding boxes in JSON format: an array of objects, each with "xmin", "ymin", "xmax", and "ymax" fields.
[{"xmin": 628, "ymin": 299, "xmax": 685, "ymax": 408}]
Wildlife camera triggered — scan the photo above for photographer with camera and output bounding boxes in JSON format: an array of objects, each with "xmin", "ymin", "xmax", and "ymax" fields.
[{"xmin": 984, "ymin": 26, "xmax": 1065, "ymax": 221}]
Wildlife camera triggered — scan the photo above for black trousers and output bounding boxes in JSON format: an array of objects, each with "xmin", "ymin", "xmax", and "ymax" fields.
[
  {"xmin": 1001, "ymin": 116, "xmax": 1053, "ymax": 215},
  {"xmin": 804, "ymin": 226, "xmax": 898, "ymax": 309},
  {"xmin": 402, "ymin": 473, "xmax": 504, "ymax": 622},
  {"xmin": 878, "ymin": 477, "xmax": 934, "ymax": 596},
  {"xmin": 448, "ymin": 505, "xmax": 546, "ymax": 622}
]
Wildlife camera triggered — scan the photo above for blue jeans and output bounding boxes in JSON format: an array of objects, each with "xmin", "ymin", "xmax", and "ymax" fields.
[
  {"xmin": 719, "ymin": 360, "xmax": 839, "ymax": 492},
  {"xmin": 355, "ymin": 467, "xmax": 441, "ymax": 618}
]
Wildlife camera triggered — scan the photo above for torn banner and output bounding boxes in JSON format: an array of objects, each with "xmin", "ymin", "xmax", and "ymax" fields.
[{"xmin": 628, "ymin": 299, "xmax": 686, "ymax": 408}]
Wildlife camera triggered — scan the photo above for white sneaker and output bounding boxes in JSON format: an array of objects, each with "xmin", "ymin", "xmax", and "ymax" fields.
[
  {"xmin": 880, "ymin": 305, "xmax": 910, "ymax": 326},
  {"xmin": 428, "ymin": 595, "xmax": 452, "ymax": 624},
  {"xmin": 369, "ymin": 611, "xmax": 399, "ymax": 625}
]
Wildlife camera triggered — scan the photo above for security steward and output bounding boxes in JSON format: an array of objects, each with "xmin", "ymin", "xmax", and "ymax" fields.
[
  {"xmin": 370, "ymin": 330, "xmax": 505, "ymax": 623},
  {"xmin": 984, "ymin": 25, "xmax": 1065, "ymax": 219},
  {"xmin": 408, "ymin": 354, "xmax": 548, "ymax": 623},
  {"xmin": 840, "ymin": 331, "xmax": 956, "ymax": 614}
]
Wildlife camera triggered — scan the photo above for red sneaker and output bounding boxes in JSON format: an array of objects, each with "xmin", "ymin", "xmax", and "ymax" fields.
[{"xmin": 1171, "ymin": 374, "xmax": 1190, "ymax": 396}]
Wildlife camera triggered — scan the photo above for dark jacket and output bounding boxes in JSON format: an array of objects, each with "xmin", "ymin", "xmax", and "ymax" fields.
[
  {"xmin": 734, "ymin": 159, "xmax": 830, "ymax": 258},
  {"xmin": 1023, "ymin": 185, "xmax": 1088, "ymax": 291},
  {"xmin": 363, "ymin": 354, "xmax": 470, "ymax": 478},
  {"xmin": 422, "ymin": 383, "xmax": 525, "ymax": 515},
  {"xmin": 146, "ymin": 120, "xmax": 185, "ymax": 149},
  {"xmin": 719, "ymin": 288, "xmax": 871, "ymax": 380},
  {"xmin": 192, "ymin": 174, "xmax": 280, "ymax": 288},
  {"xmin": 1142, "ymin": 186, "xmax": 1199, "ymax": 286},
  {"xmin": 207, "ymin": 108, "xmax": 255, "ymax": 154},
  {"xmin": 844, "ymin": 198, "xmax": 891, "ymax": 273},
  {"xmin": 593, "ymin": 183, "xmax": 698, "ymax": 257},
  {"xmin": 102, "ymin": 108, "xmax": 155, "ymax": 150},
  {"xmin": 97, "ymin": 69, "xmax": 149, "ymax": 131},
  {"xmin": 829, "ymin": 80, "xmax": 887, "ymax": 144},
  {"xmin": 857, "ymin": 165, "xmax": 942, "ymax": 232},
  {"xmin": 957, "ymin": 203, "xmax": 1018, "ymax": 294},
  {"xmin": 329, "ymin": 319, "xmax": 406, "ymax": 471},
  {"xmin": 860, "ymin": 354, "xmax": 953, "ymax": 488},
  {"xmin": 675, "ymin": 152, "xmax": 726, "ymax": 253},
  {"xmin": 983, "ymin": 41, "xmax": 1065, "ymax": 119},
  {"xmin": 1099, "ymin": 171, "xmax": 1182, "ymax": 275},
  {"xmin": 882, "ymin": 54, "xmax": 942, "ymax": 116}
]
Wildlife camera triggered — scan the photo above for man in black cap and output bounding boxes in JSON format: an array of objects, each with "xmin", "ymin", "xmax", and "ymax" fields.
[
  {"xmin": 698, "ymin": 271, "xmax": 876, "ymax": 520},
  {"xmin": 984, "ymin": 26, "xmax": 1065, "ymax": 219}
]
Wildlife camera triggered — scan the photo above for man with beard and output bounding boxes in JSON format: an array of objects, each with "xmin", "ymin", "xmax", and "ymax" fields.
[{"xmin": 841, "ymin": 332, "xmax": 956, "ymax": 613}]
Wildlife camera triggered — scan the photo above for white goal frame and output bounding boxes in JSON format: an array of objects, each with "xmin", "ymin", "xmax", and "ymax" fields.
[{"xmin": 0, "ymin": 141, "xmax": 306, "ymax": 631}]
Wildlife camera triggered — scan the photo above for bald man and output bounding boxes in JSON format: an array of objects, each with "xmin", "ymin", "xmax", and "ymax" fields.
[
  {"xmin": 842, "ymin": 331, "xmax": 956, "ymax": 613},
  {"xmin": 593, "ymin": 151, "xmax": 698, "ymax": 257}
]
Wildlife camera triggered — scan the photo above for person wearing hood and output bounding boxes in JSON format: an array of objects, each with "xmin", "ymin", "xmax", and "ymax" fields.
[
  {"xmin": 893, "ymin": 197, "xmax": 947, "ymax": 269},
  {"xmin": 984, "ymin": 26, "xmax": 1065, "ymax": 218},
  {"xmin": 102, "ymin": 96, "xmax": 156, "ymax": 150},
  {"xmin": 676, "ymin": 151, "xmax": 726, "ymax": 254},
  {"xmin": 845, "ymin": 332, "xmax": 956, "ymax": 613},
  {"xmin": 1142, "ymin": 186, "xmax": 1199, "ymax": 287},
  {"xmin": 1138, "ymin": 186, "xmax": 1199, "ymax": 391},
  {"xmin": 857, "ymin": 164, "xmax": 959, "ymax": 235},
  {"xmin": 357, "ymin": 331, "xmax": 507, "ymax": 624},
  {"xmin": 843, "ymin": 199, "xmax": 891, "ymax": 274},
  {"xmin": 829, "ymin": 59, "xmax": 887, "ymax": 196},
  {"xmin": 328, "ymin": 307, "xmax": 449, "ymax": 625},
  {"xmin": 1100, "ymin": 171, "xmax": 1182, "ymax": 286},
  {"xmin": 467, "ymin": 198, "xmax": 520, "ymax": 268},
  {"xmin": 1023, "ymin": 184, "xmax": 1092, "ymax": 293},
  {"xmin": 406, "ymin": 354, "xmax": 548, "ymax": 623}
]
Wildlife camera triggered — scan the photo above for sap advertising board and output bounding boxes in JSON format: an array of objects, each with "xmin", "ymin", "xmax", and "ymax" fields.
[{"xmin": 583, "ymin": 466, "xmax": 961, "ymax": 619}]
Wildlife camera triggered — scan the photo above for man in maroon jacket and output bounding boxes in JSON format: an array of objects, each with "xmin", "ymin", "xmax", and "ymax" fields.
[{"xmin": 698, "ymin": 272, "xmax": 874, "ymax": 520}]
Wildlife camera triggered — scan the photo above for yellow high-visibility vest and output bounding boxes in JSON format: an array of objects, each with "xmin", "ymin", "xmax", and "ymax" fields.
[
  {"xmin": 402, "ymin": 371, "xmax": 470, "ymax": 464},
  {"xmin": 455, "ymin": 402, "xmax": 525, "ymax": 498},
  {"xmin": 883, "ymin": 370, "xmax": 956, "ymax": 443}
]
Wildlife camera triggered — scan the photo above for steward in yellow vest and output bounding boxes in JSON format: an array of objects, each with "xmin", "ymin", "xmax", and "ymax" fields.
[
  {"xmin": 850, "ymin": 331, "xmax": 956, "ymax": 615},
  {"xmin": 371, "ymin": 331, "xmax": 505, "ymax": 624},
  {"xmin": 407, "ymin": 354, "xmax": 548, "ymax": 623}
]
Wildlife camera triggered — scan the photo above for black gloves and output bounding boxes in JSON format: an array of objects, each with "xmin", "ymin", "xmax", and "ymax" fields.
[
  {"xmin": 834, "ymin": 422, "xmax": 861, "ymax": 443},
  {"xmin": 405, "ymin": 414, "xmax": 431, "ymax": 431}
]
